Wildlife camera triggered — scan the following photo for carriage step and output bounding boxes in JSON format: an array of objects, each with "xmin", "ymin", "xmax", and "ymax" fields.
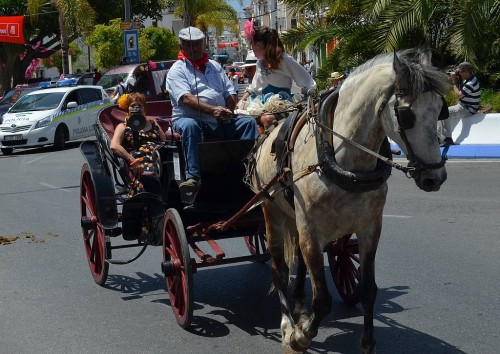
[{"xmin": 108, "ymin": 227, "xmax": 122, "ymax": 237}]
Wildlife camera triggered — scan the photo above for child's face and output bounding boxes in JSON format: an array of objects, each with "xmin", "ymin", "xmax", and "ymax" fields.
[{"xmin": 251, "ymin": 41, "xmax": 265, "ymax": 60}]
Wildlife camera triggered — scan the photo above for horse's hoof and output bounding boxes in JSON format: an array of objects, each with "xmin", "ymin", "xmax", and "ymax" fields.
[
  {"xmin": 361, "ymin": 339, "xmax": 376, "ymax": 354},
  {"xmin": 290, "ymin": 330, "xmax": 310, "ymax": 352},
  {"xmin": 282, "ymin": 345, "xmax": 303, "ymax": 354}
]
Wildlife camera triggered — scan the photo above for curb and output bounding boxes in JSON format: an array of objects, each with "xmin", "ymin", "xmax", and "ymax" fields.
[{"xmin": 391, "ymin": 143, "xmax": 500, "ymax": 159}]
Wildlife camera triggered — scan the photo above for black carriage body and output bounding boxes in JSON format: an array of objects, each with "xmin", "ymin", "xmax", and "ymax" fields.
[
  {"xmin": 80, "ymin": 140, "xmax": 119, "ymax": 231},
  {"xmin": 80, "ymin": 103, "xmax": 262, "ymax": 240}
]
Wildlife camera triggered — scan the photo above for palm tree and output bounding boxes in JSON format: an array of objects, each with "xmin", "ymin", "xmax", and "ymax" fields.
[
  {"xmin": 27, "ymin": 0, "xmax": 96, "ymax": 75},
  {"xmin": 170, "ymin": 0, "xmax": 241, "ymax": 39},
  {"xmin": 281, "ymin": 0, "xmax": 499, "ymax": 72}
]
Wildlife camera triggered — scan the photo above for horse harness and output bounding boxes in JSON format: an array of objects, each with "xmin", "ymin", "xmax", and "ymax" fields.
[
  {"xmin": 391, "ymin": 86, "xmax": 448, "ymax": 178},
  {"xmin": 244, "ymin": 83, "xmax": 449, "ymax": 209}
]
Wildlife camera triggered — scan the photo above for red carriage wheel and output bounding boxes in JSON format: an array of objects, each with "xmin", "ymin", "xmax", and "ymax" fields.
[
  {"xmin": 162, "ymin": 208, "xmax": 193, "ymax": 328},
  {"xmin": 326, "ymin": 234, "xmax": 361, "ymax": 306},
  {"xmin": 244, "ymin": 232, "xmax": 271, "ymax": 262},
  {"xmin": 80, "ymin": 164, "xmax": 109, "ymax": 285}
]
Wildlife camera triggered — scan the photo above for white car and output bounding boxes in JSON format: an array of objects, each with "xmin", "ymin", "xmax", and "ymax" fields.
[{"xmin": 0, "ymin": 85, "xmax": 110, "ymax": 155}]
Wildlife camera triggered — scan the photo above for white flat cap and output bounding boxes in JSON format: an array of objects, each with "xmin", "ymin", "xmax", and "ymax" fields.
[{"xmin": 178, "ymin": 27, "xmax": 205, "ymax": 41}]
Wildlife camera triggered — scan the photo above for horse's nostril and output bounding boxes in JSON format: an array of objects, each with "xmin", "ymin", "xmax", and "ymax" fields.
[{"xmin": 421, "ymin": 178, "xmax": 440, "ymax": 191}]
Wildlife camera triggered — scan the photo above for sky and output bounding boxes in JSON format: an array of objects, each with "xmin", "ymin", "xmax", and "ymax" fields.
[{"xmin": 228, "ymin": 0, "xmax": 251, "ymax": 17}]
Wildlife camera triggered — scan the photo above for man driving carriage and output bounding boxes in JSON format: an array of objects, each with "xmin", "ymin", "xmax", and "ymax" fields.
[{"xmin": 165, "ymin": 26, "xmax": 259, "ymax": 199}]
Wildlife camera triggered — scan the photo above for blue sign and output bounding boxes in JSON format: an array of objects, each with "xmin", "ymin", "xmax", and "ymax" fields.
[{"xmin": 124, "ymin": 29, "xmax": 139, "ymax": 64}]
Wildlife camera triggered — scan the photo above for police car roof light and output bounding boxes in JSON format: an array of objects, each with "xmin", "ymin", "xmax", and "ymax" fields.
[{"xmin": 56, "ymin": 78, "xmax": 78, "ymax": 87}]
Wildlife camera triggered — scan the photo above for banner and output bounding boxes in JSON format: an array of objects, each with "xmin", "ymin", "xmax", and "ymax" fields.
[
  {"xmin": 217, "ymin": 42, "xmax": 239, "ymax": 48},
  {"xmin": 0, "ymin": 16, "xmax": 25, "ymax": 45}
]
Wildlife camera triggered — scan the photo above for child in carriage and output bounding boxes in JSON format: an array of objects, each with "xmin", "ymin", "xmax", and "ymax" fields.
[
  {"xmin": 237, "ymin": 24, "xmax": 316, "ymax": 130},
  {"xmin": 110, "ymin": 92, "xmax": 167, "ymax": 196}
]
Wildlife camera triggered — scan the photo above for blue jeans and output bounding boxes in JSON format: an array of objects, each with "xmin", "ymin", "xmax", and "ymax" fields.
[{"xmin": 172, "ymin": 116, "xmax": 258, "ymax": 180}]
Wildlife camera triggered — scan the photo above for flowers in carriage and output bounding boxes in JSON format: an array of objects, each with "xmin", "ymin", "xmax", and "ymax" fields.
[{"xmin": 237, "ymin": 91, "xmax": 301, "ymax": 116}]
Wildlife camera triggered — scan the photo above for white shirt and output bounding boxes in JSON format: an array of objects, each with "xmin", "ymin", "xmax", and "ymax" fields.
[
  {"xmin": 248, "ymin": 54, "xmax": 316, "ymax": 96},
  {"xmin": 230, "ymin": 74, "xmax": 239, "ymax": 92},
  {"xmin": 165, "ymin": 58, "xmax": 235, "ymax": 128}
]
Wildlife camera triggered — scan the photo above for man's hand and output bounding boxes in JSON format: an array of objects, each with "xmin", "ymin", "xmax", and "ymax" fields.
[{"xmin": 212, "ymin": 106, "xmax": 233, "ymax": 120}]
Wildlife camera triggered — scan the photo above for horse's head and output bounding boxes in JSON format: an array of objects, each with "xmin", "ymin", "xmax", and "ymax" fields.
[{"xmin": 386, "ymin": 49, "xmax": 450, "ymax": 192}]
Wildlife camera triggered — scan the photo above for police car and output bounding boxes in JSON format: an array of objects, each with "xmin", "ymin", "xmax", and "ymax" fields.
[{"xmin": 0, "ymin": 82, "xmax": 110, "ymax": 155}]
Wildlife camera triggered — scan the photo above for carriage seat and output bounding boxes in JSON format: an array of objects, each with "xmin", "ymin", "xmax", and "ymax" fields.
[
  {"xmin": 98, "ymin": 106, "xmax": 180, "ymax": 142},
  {"xmin": 96, "ymin": 106, "xmax": 180, "ymax": 191}
]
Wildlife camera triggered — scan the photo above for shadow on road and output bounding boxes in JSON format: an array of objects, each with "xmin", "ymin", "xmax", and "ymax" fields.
[{"xmin": 101, "ymin": 263, "xmax": 464, "ymax": 353}]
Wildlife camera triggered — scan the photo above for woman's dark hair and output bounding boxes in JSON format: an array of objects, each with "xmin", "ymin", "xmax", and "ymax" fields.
[{"xmin": 253, "ymin": 26, "xmax": 284, "ymax": 71}]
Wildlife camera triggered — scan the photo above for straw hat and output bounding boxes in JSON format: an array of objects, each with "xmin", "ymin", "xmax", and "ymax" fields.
[{"xmin": 330, "ymin": 71, "xmax": 344, "ymax": 80}]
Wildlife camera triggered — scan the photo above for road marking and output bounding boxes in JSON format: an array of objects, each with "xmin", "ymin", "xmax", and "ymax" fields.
[
  {"xmin": 40, "ymin": 182, "xmax": 72, "ymax": 193},
  {"xmin": 383, "ymin": 214, "xmax": 412, "ymax": 218},
  {"xmin": 25, "ymin": 155, "xmax": 47, "ymax": 164}
]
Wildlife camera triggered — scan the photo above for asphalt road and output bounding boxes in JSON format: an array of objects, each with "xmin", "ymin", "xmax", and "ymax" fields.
[{"xmin": 1, "ymin": 143, "xmax": 499, "ymax": 354}]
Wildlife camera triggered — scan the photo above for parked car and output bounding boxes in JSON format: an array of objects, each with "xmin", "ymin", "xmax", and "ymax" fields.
[
  {"xmin": 63, "ymin": 72, "xmax": 96, "ymax": 85},
  {"xmin": 0, "ymin": 85, "xmax": 110, "ymax": 155},
  {"xmin": 0, "ymin": 85, "xmax": 41, "ymax": 121},
  {"xmin": 225, "ymin": 65, "xmax": 245, "ymax": 84},
  {"xmin": 97, "ymin": 60, "xmax": 176, "ymax": 101}
]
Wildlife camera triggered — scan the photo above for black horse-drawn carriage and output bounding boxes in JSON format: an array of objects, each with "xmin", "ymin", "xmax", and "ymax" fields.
[{"xmin": 79, "ymin": 102, "xmax": 361, "ymax": 328}]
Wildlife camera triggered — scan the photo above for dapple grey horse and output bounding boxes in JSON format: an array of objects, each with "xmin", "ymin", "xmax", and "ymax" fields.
[{"xmin": 249, "ymin": 48, "xmax": 449, "ymax": 353}]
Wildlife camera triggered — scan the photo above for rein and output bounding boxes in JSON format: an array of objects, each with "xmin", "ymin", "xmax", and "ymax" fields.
[
  {"xmin": 392, "ymin": 88, "xmax": 447, "ymax": 178},
  {"xmin": 313, "ymin": 118, "xmax": 414, "ymax": 176}
]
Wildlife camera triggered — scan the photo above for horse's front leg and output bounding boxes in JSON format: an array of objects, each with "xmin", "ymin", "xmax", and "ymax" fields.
[
  {"xmin": 357, "ymin": 226, "xmax": 382, "ymax": 354},
  {"xmin": 290, "ymin": 236, "xmax": 332, "ymax": 352},
  {"xmin": 292, "ymin": 246, "xmax": 309, "ymax": 326}
]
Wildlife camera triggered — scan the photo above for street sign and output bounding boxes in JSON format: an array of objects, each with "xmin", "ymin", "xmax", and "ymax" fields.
[
  {"xmin": 123, "ymin": 29, "xmax": 139, "ymax": 64},
  {"xmin": 120, "ymin": 21, "xmax": 141, "ymax": 30}
]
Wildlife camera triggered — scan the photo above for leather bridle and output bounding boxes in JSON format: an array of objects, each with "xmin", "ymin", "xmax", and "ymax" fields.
[{"xmin": 393, "ymin": 88, "xmax": 448, "ymax": 178}]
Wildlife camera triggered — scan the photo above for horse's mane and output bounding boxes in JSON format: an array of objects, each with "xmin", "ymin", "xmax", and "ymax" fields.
[{"xmin": 345, "ymin": 48, "xmax": 449, "ymax": 98}]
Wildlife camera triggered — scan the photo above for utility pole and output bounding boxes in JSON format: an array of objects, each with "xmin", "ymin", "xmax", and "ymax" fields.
[{"xmin": 124, "ymin": 0, "xmax": 131, "ymax": 22}]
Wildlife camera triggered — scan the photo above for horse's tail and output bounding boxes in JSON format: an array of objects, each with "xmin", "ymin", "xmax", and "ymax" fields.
[
  {"xmin": 284, "ymin": 219, "xmax": 298, "ymax": 280},
  {"xmin": 268, "ymin": 218, "xmax": 298, "ymax": 295}
]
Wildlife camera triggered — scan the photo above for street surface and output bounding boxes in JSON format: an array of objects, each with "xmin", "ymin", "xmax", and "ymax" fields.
[{"xmin": 1, "ymin": 142, "xmax": 499, "ymax": 354}]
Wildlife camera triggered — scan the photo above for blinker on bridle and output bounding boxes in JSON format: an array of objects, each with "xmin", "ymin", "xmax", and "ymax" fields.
[
  {"xmin": 394, "ymin": 88, "xmax": 449, "ymax": 131},
  {"xmin": 393, "ymin": 87, "xmax": 447, "ymax": 178}
]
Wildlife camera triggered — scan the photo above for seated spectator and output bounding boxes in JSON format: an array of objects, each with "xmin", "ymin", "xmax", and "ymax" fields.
[
  {"xmin": 110, "ymin": 92, "xmax": 166, "ymax": 196},
  {"xmin": 165, "ymin": 26, "xmax": 258, "ymax": 199},
  {"xmin": 328, "ymin": 71, "xmax": 344, "ymax": 91},
  {"xmin": 438, "ymin": 62, "xmax": 481, "ymax": 146}
]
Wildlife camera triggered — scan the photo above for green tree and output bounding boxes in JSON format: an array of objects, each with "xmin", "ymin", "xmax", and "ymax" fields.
[
  {"xmin": 168, "ymin": 0, "xmax": 240, "ymax": 38},
  {"xmin": 27, "ymin": 0, "xmax": 96, "ymax": 75},
  {"xmin": 0, "ymin": 0, "xmax": 168, "ymax": 89},
  {"xmin": 88, "ymin": 19, "xmax": 178, "ymax": 68},
  {"xmin": 281, "ymin": 0, "xmax": 500, "ymax": 76},
  {"xmin": 41, "ymin": 42, "xmax": 83, "ymax": 74},
  {"xmin": 141, "ymin": 26, "xmax": 179, "ymax": 61}
]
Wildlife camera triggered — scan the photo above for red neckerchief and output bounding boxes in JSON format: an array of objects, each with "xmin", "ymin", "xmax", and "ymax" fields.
[{"xmin": 178, "ymin": 51, "xmax": 209, "ymax": 73}]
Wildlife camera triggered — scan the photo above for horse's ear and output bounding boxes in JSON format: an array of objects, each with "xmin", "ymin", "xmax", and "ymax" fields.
[
  {"xmin": 393, "ymin": 51, "xmax": 403, "ymax": 75},
  {"xmin": 419, "ymin": 44, "xmax": 432, "ymax": 65}
]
